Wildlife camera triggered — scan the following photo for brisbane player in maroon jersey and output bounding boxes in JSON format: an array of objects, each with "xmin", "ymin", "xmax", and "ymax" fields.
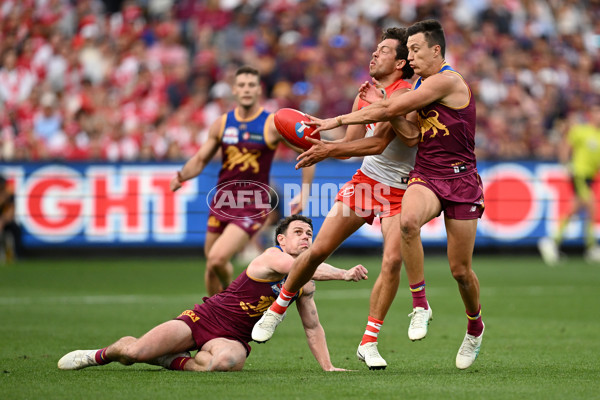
[
  {"xmin": 256, "ymin": 20, "xmax": 485, "ymax": 370},
  {"xmin": 58, "ymin": 215, "xmax": 368, "ymax": 372},
  {"xmin": 170, "ymin": 66, "xmax": 315, "ymax": 297}
]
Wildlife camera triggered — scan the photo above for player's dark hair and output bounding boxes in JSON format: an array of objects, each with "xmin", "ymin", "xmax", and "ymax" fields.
[
  {"xmin": 235, "ymin": 65, "xmax": 260, "ymax": 78},
  {"xmin": 407, "ymin": 19, "xmax": 446, "ymax": 58},
  {"xmin": 381, "ymin": 27, "xmax": 414, "ymax": 79},
  {"xmin": 275, "ymin": 215, "xmax": 313, "ymax": 245}
]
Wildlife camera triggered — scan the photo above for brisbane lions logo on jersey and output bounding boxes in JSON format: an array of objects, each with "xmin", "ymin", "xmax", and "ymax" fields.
[{"xmin": 418, "ymin": 110, "xmax": 449, "ymax": 139}]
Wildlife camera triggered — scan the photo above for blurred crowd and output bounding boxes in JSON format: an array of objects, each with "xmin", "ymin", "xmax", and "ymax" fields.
[{"xmin": 0, "ymin": 0, "xmax": 599, "ymax": 163}]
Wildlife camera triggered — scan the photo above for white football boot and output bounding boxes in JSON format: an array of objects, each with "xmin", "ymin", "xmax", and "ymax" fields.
[
  {"xmin": 456, "ymin": 324, "xmax": 485, "ymax": 369},
  {"xmin": 408, "ymin": 304, "xmax": 433, "ymax": 341},
  {"xmin": 57, "ymin": 350, "xmax": 99, "ymax": 370},
  {"xmin": 356, "ymin": 342, "xmax": 387, "ymax": 370},
  {"xmin": 252, "ymin": 309, "xmax": 285, "ymax": 343}
]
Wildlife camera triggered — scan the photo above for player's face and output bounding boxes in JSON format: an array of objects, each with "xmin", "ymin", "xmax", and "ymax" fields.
[
  {"xmin": 281, "ymin": 220, "xmax": 313, "ymax": 256},
  {"xmin": 233, "ymin": 73, "xmax": 261, "ymax": 108},
  {"xmin": 407, "ymin": 32, "xmax": 438, "ymax": 77},
  {"xmin": 369, "ymin": 38, "xmax": 400, "ymax": 80}
]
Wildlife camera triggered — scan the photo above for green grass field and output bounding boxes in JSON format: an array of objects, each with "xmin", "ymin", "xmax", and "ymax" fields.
[{"xmin": 1, "ymin": 252, "xmax": 599, "ymax": 400}]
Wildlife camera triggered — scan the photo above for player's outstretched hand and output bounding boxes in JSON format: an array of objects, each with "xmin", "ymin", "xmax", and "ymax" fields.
[
  {"xmin": 170, "ymin": 171, "xmax": 184, "ymax": 192},
  {"xmin": 295, "ymin": 137, "xmax": 332, "ymax": 169},
  {"xmin": 305, "ymin": 115, "xmax": 340, "ymax": 136},
  {"xmin": 344, "ymin": 264, "xmax": 368, "ymax": 282},
  {"xmin": 359, "ymin": 79, "xmax": 385, "ymax": 104},
  {"xmin": 323, "ymin": 366, "xmax": 357, "ymax": 372}
]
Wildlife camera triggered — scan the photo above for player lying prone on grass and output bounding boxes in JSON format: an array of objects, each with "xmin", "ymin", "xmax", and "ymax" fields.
[{"xmin": 57, "ymin": 215, "xmax": 368, "ymax": 372}]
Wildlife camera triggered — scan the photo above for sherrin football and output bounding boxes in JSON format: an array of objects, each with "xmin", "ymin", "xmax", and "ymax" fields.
[{"xmin": 274, "ymin": 108, "xmax": 320, "ymax": 150}]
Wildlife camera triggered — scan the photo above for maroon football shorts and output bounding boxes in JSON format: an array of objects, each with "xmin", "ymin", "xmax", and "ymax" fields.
[
  {"xmin": 407, "ymin": 170, "xmax": 484, "ymax": 220},
  {"xmin": 176, "ymin": 305, "xmax": 252, "ymax": 356},
  {"xmin": 206, "ymin": 207, "xmax": 269, "ymax": 237}
]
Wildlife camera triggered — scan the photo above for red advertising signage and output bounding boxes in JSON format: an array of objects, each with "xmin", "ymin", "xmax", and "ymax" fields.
[{"xmin": 2, "ymin": 161, "xmax": 598, "ymax": 247}]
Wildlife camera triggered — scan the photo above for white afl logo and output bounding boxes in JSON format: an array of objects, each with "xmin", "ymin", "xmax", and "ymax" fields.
[
  {"xmin": 223, "ymin": 127, "xmax": 239, "ymax": 144},
  {"xmin": 207, "ymin": 180, "xmax": 279, "ymax": 220}
]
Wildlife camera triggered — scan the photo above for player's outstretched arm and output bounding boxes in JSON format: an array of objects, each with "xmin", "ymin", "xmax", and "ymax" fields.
[
  {"xmin": 293, "ymin": 96, "xmax": 370, "ymax": 169},
  {"xmin": 170, "ymin": 116, "xmax": 222, "ymax": 192},
  {"xmin": 308, "ymin": 73, "xmax": 455, "ymax": 134},
  {"xmin": 296, "ymin": 122, "xmax": 396, "ymax": 169},
  {"xmin": 296, "ymin": 281, "xmax": 353, "ymax": 372},
  {"xmin": 259, "ymin": 247, "xmax": 368, "ymax": 282},
  {"xmin": 312, "ymin": 263, "xmax": 368, "ymax": 282}
]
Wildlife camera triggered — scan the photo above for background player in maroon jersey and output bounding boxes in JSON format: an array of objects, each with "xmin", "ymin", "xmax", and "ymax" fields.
[
  {"xmin": 57, "ymin": 215, "xmax": 368, "ymax": 372},
  {"xmin": 259, "ymin": 20, "xmax": 486, "ymax": 370},
  {"xmin": 170, "ymin": 66, "xmax": 315, "ymax": 296}
]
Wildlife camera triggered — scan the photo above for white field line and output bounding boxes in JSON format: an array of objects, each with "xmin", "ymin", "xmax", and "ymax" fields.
[
  {"xmin": 0, "ymin": 286, "xmax": 575, "ymax": 305},
  {"xmin": 0, "ymin": 294, "xmax": 196, "ymax": 305}
]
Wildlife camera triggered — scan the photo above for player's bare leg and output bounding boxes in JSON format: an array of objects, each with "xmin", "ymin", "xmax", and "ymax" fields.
[
  {"xmin": 445, "ymin": 217, "xmax": 484, "ymax": 369},
  {"xmin": 185, "ymin": 338, "xmax": 247, "ymax": 372},
  {"xmin": 58, "ymin": 320, "xmax": 195, "ymax": 370},
  {"xmin": 399, "ymin": 184, "xmax": 440, "ymax": 285},
  {"xmin": 107, "ymin": 320, "xmax": 194, "ymax": 365},
  {"xmin": 446, "ymin": 218, "xmax": 480, "ymax": 313},
  {"xmin": 370, "ymin": 214, "xmax": 403, "ymax": 320},
  {"xmin": 400, "ymin": 184, "xmax": 439, "ymax": 340},
  {"xmin": 204, "ymin": 225, "xmax": 251, "ymax": 296},
  {"xmin": 252, "ymin": 201, "xmax": 365, "ymax": 343},
  {"xmin": 356, "ymin": 213, "xmax": 402, "ymax": 370}
]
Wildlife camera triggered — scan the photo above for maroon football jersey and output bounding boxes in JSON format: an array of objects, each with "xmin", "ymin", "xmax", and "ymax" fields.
[
  {"xmin": 413, "ymin": 64, "xmax": 477, "ymax": 178},
  {"xmin": 208, "ymin": 108, "xmax": 277, "ymax": 217},
  {"xmin": 219, "ymin": 108, "xmax": 276, "ymax": 184},
  {"xmin": 199, "ymin": 259, "xmax": 299, "ymax": 344}
]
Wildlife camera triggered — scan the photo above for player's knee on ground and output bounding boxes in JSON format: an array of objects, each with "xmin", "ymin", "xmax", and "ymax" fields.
[{"xmin": 208, "ymin": 350, "xmax": 246, "ymax": 372}]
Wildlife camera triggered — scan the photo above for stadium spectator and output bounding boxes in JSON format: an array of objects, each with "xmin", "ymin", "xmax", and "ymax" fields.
[
  {"xmin": 169, "ymin": 66, "xmax": 315, "ymax": 296},
  {"xmin": 33, "ymin": 92, "xmax": 65, "ymax": 158},
  {"xmin": 57, "ymin": 215, "xmax": 368, "ymax": 372},
  {"xmin": 0, "ymin": 48, "xmax": 37, "ymax": 108},
  {"xmin": 538, "ymin": 103, "xmax": 600, "ymax": 265}
]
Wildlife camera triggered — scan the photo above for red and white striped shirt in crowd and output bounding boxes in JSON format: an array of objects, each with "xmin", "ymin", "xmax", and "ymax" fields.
[{"xmin": 0, "ymin": 66, "xmax": 37, "ymax": 107}]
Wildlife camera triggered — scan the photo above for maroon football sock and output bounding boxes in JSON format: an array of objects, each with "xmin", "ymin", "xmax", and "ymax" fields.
[
  {"xmin": 169, "ymin": 356, "xmax": 192, "ymax": 371},
  {"xmin": 466, "ymin": 305, "xmax": 484, "ymax": 337},
  {"xmin": 94, "ymin": 348, "xmax": 111, "ymax": 365},
  {"xmin": 410, "ymin": 280, "xmax": 428, "ymax": 309}
]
